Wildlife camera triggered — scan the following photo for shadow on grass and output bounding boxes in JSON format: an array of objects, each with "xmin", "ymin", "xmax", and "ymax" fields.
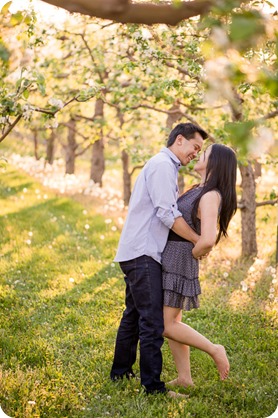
[
  {"xmin": 0, "ymin": 178, "xmax": 34, "ymax": 199},
  {"xmin": 0, "ymin": 168, "xmax": 277, "ymax": 418}
]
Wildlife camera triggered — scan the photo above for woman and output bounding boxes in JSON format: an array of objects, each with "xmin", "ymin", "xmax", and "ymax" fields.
[{"xmin": 162, "ymin": 143, "xmax": 237, "ymax": 388}]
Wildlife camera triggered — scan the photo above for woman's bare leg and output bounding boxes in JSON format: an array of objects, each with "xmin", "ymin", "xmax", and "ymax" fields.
[
  {"xmin": 167, "ymin": 310, "xmax": 194, "ymax": 387},
  {"xmin": 168, "ymin": 340, "xmax": 194, "ymax": 387},
  {"xmin": 163, "ymin": 305, "xmax": 230, "ymax": 380}
]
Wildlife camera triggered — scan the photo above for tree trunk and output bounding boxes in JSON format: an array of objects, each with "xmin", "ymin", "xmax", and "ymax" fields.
[
  {"xmin": 90, "ymin": 99, "xmax": 105, "ymax": 186},
  {"xmin": 46, "ymin": 129, "xmax": 56, "ymax": 165},
  {"xmin": 65, "ymin": 118, "xmax": 76, "ymax": 174},
  {"xmin": 121, "ymin": 149, "xmax": 131, "ymax": 206},
  {"xmin": 229, "ymin": 90, "xmax": 258, "ymax": 258},
  {"xmin": 33, "ymin": 129, "xmax": 39, "ymax": 160},
  {"xmin": 166, "ymin": 104, "xmax": 184, "ymax": 193},
  {"xmin": 239, "ymin": 162, "xmax": 258, "ymax": 257},
  {"xmin": 254, "ymin": 160, "xmax": 262, "ymax": 178}
]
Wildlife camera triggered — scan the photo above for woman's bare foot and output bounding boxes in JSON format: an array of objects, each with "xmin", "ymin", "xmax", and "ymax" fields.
[
  {"xmin": 167, "ymin": 390, "xmax": 189, "ymax": 399},
  {"xmin": 167, "ymin": 377, "xmax": 195, "ymax": 388},
  {"xmin": 211, "ymin": 344, "xmax": 230, "ymax": 380}
]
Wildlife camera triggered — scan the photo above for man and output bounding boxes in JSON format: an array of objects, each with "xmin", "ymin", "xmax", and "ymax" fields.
[{"xmin": 110, "ymin": 123, "xmax": 208, "ymax": 394}]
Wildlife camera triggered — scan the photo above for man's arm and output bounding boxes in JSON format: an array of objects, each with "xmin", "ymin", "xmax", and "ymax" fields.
[
  {"xmin": 171, "ymin": 216, "xmax": 200, "ymax": 245},
  {"xmin": 146, "ymin": 159, "xmax": 201, "ymax": 244}
]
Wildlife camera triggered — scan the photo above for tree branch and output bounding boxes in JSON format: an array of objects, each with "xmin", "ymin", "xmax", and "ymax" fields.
[
  {"xmin": 75, "ymin": 142, "xmax": 93, "ymax": 157},
  {"xmin": 77, "ymin": 33, "xmax": 106, "ymax": 83},
  {"xmin": 33, "ymin": 96, "xmax": 79, "ymax": 116},
  {"xmin": 74, "ymin": 114, "xmax": 96, "ymax": 122},
  {"xmin": 177, "ymin": 100, "xmax": 224, "ymax": 111},
  {"xmin": 130, "ymin": 164, "xmax": 144, "ymax": 177},
  {"xmin": 165, "ymin": 61, "xmax": 200, "ymax": 82},
  {"xmin": 260, "ymin": 109, "xmax": 278, "ymax": 121},
  {"xmin": 41, "ymin": 0, "xmax": 214, "ymax": 25},
  {"xmin": 60, "ymin": 122, "xmax": 90, "ymax": 141},
  {"xmin": 237, "ymin": 198, "xmax": 278, "ymax": 209},
  {"xmin": 256, "ymin": 199, "xmax": 278, "ymax": 207},
  {"xmin": 129, "ymin": 103, "xmax": 215, "ymax": 142},
  {"xmin": 0, "ymin": 115, "xmax": 22, "ymax": 143}
]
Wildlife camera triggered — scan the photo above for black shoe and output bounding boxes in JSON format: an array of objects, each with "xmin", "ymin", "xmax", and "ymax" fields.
[{"xmin": 111, "ymin": 371, "xmax": 136, "ymax": 381}]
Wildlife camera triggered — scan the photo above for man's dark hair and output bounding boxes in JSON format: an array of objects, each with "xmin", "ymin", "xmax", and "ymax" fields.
[{"xmin": 167, "ymin": 123, "xmax": 208, "ymax": 147}]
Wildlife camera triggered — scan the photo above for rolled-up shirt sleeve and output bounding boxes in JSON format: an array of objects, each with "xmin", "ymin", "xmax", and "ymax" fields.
[{"xmin": 146, "ymin": 160, "xmax": 182, "ymax": 228}]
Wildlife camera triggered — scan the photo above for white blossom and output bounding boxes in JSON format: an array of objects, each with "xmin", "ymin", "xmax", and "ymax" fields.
[
  {"xmin": 240, "ymin": 281, "xmax": 248, "ymax": 292},
  {"xmin": 204, "ymin": 57, "xmax": 234, "ymax": 104},
  {"xmin": 211, "ymin": 27, "xmax": 229, "ymax": 49},
  {"xmin": 22, "ymin": 103, "xmax": 34, "ymax": 120},
  {"xmin": 45, "ymin": 117, "xmax": 59, "ymax": 129},
  {"xmin": 0, "ymin": 116, "xmax": 8, "ymax": 124},
  {"xmin": 249, "ymin": 127, "xmax": 274, "ymax": 159},
  {"xmin": 48, "ymin": 97, "xmax": 64, "ymax": 109}
]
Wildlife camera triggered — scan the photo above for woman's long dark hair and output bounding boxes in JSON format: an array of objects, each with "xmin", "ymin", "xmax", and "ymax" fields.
[{"xmin": 191, "ymin": 143, "xmax": 237, "ymax": 244}]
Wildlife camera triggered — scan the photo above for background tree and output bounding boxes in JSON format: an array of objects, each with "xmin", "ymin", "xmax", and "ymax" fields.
[{"xmin": 0, "ymin": 0, "xmax": 277, "ymax": 257}]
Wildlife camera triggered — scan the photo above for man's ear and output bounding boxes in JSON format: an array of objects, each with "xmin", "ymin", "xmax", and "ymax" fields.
[{"xmin": 176, "ymin": 134, "xmax": 183, "ymax": 145}]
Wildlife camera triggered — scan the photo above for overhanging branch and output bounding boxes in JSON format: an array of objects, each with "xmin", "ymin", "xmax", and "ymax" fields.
[{"xmin": 41, "ymin": 0, "xmax": 214, "ymax": 25}]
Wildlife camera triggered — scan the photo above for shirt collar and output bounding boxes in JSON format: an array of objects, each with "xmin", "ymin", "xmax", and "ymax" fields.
[{"xmin": 160, "ymin": 147, "xmax": 181, "ymax": 169}]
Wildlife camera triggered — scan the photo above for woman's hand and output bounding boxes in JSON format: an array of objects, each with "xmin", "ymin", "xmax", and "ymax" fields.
[{"xmin": 192, "ymin": 250, "xmax": 210, "ymax": 260}]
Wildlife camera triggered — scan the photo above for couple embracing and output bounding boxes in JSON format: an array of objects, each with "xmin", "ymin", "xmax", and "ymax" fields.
[{"xmin": 110, "ymin": 123, "xmax": 237, "ymax": 396}]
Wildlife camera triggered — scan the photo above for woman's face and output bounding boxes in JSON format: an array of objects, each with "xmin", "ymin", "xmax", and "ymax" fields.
[{"xmin": 194, "ymin": 145, "xmax": 212, "ymax": 174}]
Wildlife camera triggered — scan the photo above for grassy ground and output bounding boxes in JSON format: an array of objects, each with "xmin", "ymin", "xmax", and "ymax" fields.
[{"xmin": 0, "ymin": 164, "xmax": 277, "ymax": 418}]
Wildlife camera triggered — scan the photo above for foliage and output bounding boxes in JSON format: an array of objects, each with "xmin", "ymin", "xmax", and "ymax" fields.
[{"xmin": 0, "ymin": 0, "xmax": 277, "ymax": 159}]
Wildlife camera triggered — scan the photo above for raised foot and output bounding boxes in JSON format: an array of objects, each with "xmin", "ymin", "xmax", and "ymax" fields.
[{"xmin": 212, "ymin": 344, "xmax": 230, "ymax": 380}]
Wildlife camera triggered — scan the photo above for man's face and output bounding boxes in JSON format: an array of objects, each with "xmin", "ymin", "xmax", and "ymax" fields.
[{"xmin": 178, "ymin": 132, "xmax": 203, "ymax": 166}]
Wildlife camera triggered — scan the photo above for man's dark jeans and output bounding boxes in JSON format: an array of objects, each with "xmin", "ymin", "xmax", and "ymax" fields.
[{"xmin": 110, "ymin": 255, "xmax": 166, "ymax": 394}]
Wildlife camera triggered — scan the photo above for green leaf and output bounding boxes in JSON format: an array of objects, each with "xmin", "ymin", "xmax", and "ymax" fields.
[
  {"xmin": 22, "ymin": 90, "xmax": 29, "ymax": 99},
  {"xmin": 78, "ymin": 86, "xmax": 101, "ymax": 102},
  {"xmin": 1, "ymin": 1, "xmax": 12, "ymax": 15},
  {"xmin": 225, "ymin": 120, "xmax": 255, "ymax": 155},
  {"xmin": 230, "ymin": 11, "xmax": 265, "ymax": 45},
  {"xmin": 37, "ymin": 79, "xmax": 46, "ymax": 96},
  {"xmin": 270, "ymin": 189, "xmax": 277, "ymax": 200},
  {"xmin": 0, "ymin": 41, "xmax": 10, "ymax": 63},
  {"xmin": 23, "ymin": 13, "xmax": 32, "ymax": 25},
  {"xmin": 10, "ymin": 11, "xmax": 24, "ymax": 26},
  {"xmin": 15, "ymin": 78, "xmax": 22, "ymax": 90},
  {"xmin": 259, "ymin": 70, "xmax": 278, "ymax": 98}
]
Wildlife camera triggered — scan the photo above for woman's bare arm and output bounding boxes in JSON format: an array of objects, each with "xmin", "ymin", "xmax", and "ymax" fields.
[{"xmin": 192, "ymin": 191, "xmax": 221, "ymax": 259}]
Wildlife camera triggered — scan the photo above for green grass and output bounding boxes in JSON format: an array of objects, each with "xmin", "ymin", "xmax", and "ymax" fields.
[{"xmin": 0, "ymin": 164, "xmax": 277, "ymax": 418}]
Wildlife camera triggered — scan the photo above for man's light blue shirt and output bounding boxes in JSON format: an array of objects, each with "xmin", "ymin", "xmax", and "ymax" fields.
[{"xmin": 115, "ymin": 147, "xmax": 182, "ymax": 264}]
